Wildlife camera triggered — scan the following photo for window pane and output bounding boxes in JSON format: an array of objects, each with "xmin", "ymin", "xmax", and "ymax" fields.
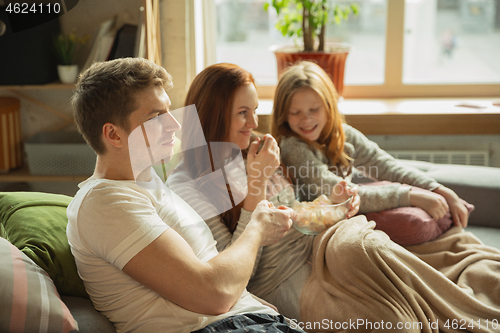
[
  {"xmin": 215, "ymin": 0, "xmax": 387, "ymax": 86},
  {"xmin": 403, "ymin": 0, "xmax": 500, "ymax": 84},
  {"xmin": 327, "ymin": 0, "xmax": 387, "ymax": 84},
  {"xmin": 215, "ymin": 0, "xmax": 284, "ymax": 85}
]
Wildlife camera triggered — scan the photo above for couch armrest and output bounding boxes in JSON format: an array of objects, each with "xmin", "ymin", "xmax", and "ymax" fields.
[{"xmin": 353, "ymin": 160, "xmax": 500, "ymax": 229}]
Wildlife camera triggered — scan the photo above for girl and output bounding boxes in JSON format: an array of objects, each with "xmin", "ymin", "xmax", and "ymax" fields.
[{"xmin": 271, "ymin": 61, "xmax": 470, "ymax": 227}]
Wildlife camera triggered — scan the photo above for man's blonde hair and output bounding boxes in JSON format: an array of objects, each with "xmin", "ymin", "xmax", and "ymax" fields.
[{"xmin": 72, "ymin": 58, "xmax": 173, "ymax": 154}]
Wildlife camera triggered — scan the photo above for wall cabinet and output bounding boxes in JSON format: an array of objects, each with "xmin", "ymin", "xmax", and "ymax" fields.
[{"xmin": 0, "ymin": 0, "xmax": 144, "ymax": 184}]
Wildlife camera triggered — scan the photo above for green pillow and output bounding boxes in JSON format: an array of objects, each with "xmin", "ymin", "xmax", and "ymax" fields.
[{"xmin": 0, "ymin": 192, "xmax": 88, "ymax": 298}]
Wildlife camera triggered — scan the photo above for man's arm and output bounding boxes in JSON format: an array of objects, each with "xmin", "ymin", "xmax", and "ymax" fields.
[{"xmin": 123, "ymin": 200, "xmax": 292, "ymax": 315}]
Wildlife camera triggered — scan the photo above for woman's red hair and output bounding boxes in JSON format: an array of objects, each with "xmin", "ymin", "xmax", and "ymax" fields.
[{"xmin": 182, "ymin": 63, "xmax": 256, "ymax": 232}]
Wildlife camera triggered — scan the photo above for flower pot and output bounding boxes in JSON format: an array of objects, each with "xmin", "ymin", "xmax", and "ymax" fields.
[
  {"xmin": 57, "ymin": 64, "xmax": 79, "ymax": 84},
  {"xmin": 271, "ymin": 44, "xmax": 351, "ymax": 96}
]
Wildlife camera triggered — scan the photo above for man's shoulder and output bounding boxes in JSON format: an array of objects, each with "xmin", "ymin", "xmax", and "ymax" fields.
[
  {"xmin": 77, "ymin": 178, "xmax": 140, "ymax": 197},
  {"xmin": 71, "ymin": 178, "xmax": 154, "ymax": 213}
]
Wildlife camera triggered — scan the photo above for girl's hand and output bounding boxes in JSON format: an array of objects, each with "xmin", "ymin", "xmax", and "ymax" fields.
[
  {"xmin": 246, "ymin": 134, "xmax": 280, "ymax": 183},
  {"xmin": 347, "ymin": 192, "xmax": 361, "ymax": 218},
  {"xmin": 432, "ymin": 185, "xmax": 470, "ymax": 228},
  {"xmin": 330, "ymin": 180, "xmax": 360, "ymax": 218},
  {"xmin": 409, "ymin": 188, "xmax": 449, "ymax": 221}
]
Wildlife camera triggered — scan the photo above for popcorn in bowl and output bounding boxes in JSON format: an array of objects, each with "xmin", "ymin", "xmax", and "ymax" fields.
[{"xmin": 278, "ymin": 186, "xmax": 352, "ymax": 235}]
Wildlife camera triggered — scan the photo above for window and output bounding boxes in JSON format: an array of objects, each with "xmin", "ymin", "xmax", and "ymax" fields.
[
  {"xmin": 215, "ymin": 0, "xmax": 387, "ymax": 85},
  {"xmin": 404, "ymin": 0, "xmax": 500, "ymax": 84},
  {"xmin": 212, "ymin": 0, "xmax": 500, "ymax": 98}
]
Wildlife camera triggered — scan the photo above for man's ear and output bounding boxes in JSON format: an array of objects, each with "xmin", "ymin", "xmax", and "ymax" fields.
[{"xmin": 102, "ymin": 123, "xmax": 125, "ymax": 149}]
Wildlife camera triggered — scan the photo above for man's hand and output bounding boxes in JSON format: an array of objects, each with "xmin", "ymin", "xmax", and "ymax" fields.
[{"xmin": 249, "ymin": 200, "xmax": 293, "ymax": 246}]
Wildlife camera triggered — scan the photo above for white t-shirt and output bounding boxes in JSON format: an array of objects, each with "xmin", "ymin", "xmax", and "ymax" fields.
[{"xmin": 66, "ymin": 170, "xmax": 277, "ymax": 333}]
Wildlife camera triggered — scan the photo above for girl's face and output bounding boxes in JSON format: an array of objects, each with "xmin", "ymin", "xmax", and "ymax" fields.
[
  {"xmin": 229, "ymin": 83, "xmax": 259, "ymax": 149},
  {"xmin": 287, "ymin": 87, "xmax": 327, "ymax": 142}
]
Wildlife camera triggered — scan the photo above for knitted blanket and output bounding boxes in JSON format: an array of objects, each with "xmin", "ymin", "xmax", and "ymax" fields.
[{"xmin": 299, "ymin": 216, "xmax": 500, "ymax": 332}]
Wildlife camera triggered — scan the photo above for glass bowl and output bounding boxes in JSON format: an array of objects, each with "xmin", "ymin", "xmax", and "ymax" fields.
[{"xmin": 277, "ymin": 186, "xmax": 352, "ymax": 235}]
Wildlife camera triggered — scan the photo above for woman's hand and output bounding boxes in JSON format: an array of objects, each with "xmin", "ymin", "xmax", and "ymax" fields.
[
  {"xmin": 245, "ymin": 134, "xmax": 281, "ymax": 211},
  {"xmin": 246, "ymin": 134, "xmax": 280, "ymax": 183},
  {"xmin": 409, "ymin": 188, "xmax": 449, "ymax": 222},
  {"xmin": 330, "ymin": 180, "xmax": 360, "ymax": 218},
  {"xmin": 432, "ymin": 185, "xmax": 470, "ymax": 228}
]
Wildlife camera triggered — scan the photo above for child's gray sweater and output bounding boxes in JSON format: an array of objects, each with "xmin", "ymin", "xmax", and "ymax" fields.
[{"xmin": 280, "ymin": 124, "xmax": 441, "ymax": 213}]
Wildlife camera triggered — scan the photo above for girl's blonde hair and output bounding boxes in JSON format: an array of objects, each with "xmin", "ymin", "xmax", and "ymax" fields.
[{"xmin": 271, "ymin": 61, "xmax": 351, "ymax": 169}]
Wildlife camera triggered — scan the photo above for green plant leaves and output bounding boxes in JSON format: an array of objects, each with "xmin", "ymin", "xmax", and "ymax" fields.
[
  {"xmin": 52, "ymin": 31, "xmax": 88, "ymax": 65},
  {"xmin": 264, "ymin": 0, "xmax": 359, "ymax": 51}
]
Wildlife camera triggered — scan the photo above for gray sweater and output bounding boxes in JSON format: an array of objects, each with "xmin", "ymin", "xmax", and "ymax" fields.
[{"xmin": 280, "ymin": 124, "xmax": 441, "ymax": 213}]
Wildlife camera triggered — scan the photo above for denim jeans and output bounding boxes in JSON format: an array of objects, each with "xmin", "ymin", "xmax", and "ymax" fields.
[{"xmin": 191, "ymin": 313, "xmax": 305, "ymax": 333}]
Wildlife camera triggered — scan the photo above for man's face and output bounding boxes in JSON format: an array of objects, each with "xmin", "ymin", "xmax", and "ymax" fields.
[{"xmin": 127, "ymin": 86, "xmax": 181, "ymax": 173}]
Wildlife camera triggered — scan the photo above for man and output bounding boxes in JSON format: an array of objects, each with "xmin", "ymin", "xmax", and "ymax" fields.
[{"xmin": 66, "ymin": 58, "xmax": 300, "ymax": 333}]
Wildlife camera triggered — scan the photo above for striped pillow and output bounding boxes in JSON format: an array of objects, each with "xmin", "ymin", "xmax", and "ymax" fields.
[{"xmin": 0, "ymin": 237, "xmax": 78, "ymax": 333}]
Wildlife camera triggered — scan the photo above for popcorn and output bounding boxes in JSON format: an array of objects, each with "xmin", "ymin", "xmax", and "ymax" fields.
[{"xmin": 290, "ymin": 195, "xmax": 350, "ymax": 234}]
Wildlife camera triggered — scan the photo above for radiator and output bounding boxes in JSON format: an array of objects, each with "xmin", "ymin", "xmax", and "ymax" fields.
[{"xmin": 387, "ymin": 150, "xmax": 489, "ymax": 167}]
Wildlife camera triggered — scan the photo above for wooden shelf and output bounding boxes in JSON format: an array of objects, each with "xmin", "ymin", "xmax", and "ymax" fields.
[
  {"xmin": 1, "ymin": 83, "xmax": 76, "ymax": 133},
  {"xmin": 339, "ymin": 98, "xmax": 500, "ymax": 135},
  {"xmin": 0, "ymin": 164, "xmax": 90, "ymax": 182},
  {"xmin": 0, "ymin": 82, "xmax": 75, "ymax": 90}
]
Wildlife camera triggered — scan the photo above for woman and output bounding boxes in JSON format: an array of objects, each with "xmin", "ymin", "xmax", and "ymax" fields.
[
  {"xmin": 168, "ymin": 63, "xmax": 500, "ymax": 330},
  {"xmin": 168, "ymin": 63, "xmax": 358, "ymax": 320}
]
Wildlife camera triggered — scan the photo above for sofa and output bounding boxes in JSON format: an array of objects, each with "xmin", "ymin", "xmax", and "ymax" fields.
[
  {"xmin": 0, "ymin": 161, "xmax": 499, "ymax": 333},
  {"xmin": 0, "ymin": 191, "xmax": 116, "ymax": 333},
  {"xmin": 353, "ymin": 159, "xmax": 500, "ymax": 248}
]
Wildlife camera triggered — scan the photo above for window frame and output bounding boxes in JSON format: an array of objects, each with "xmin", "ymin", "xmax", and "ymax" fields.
[{"xmin": 210, "ymin": 0, "xmax": 500, "ymax": 99}]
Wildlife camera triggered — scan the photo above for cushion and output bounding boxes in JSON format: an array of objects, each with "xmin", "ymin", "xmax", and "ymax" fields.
[
  {"xmin": 361, "ymin": 183, "xmax": 474, "ymax": 246},
  {"xmin": 0, "ymin": 237, "xmax": 78, "ymax": 332},
  {"xmin": 0, "ymin": 192, "xmax": 88, "ymax": 298},
  {"xmin": 398, "ymin": 160, "xmax": 500, "ymax": 229}
]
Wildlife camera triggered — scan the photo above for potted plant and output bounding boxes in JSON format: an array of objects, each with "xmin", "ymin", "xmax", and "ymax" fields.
[
  {"xmin": 264, "ymin": 0, "xmax": 359, "ymax": 96},
  {"xmin": 53, "ymin": 30, "xmax": 89, "ymax": 84}
]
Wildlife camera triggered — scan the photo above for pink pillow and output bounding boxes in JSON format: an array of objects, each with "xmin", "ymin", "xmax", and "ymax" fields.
[
  {"xmin": 361, "ymin": 182, "xmax": 474, "ymax": 246},
  {"xmin": 0, "ymin": 237, "xmax": 78, "ymax": 333}
]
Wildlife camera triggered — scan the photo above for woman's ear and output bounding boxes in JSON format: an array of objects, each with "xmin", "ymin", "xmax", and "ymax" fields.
[{"xmin": 102, "ymin": 123, "xmax": 125, "ymax": 149}]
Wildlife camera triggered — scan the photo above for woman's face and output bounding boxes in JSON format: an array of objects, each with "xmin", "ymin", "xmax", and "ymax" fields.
[
  {"xmin": 229, "ymin": 83, "xmax": 259, "ymax": 149},
  {"xmin": 287, "ymin": 87, "xmax": 327, "ymax": 142}
]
